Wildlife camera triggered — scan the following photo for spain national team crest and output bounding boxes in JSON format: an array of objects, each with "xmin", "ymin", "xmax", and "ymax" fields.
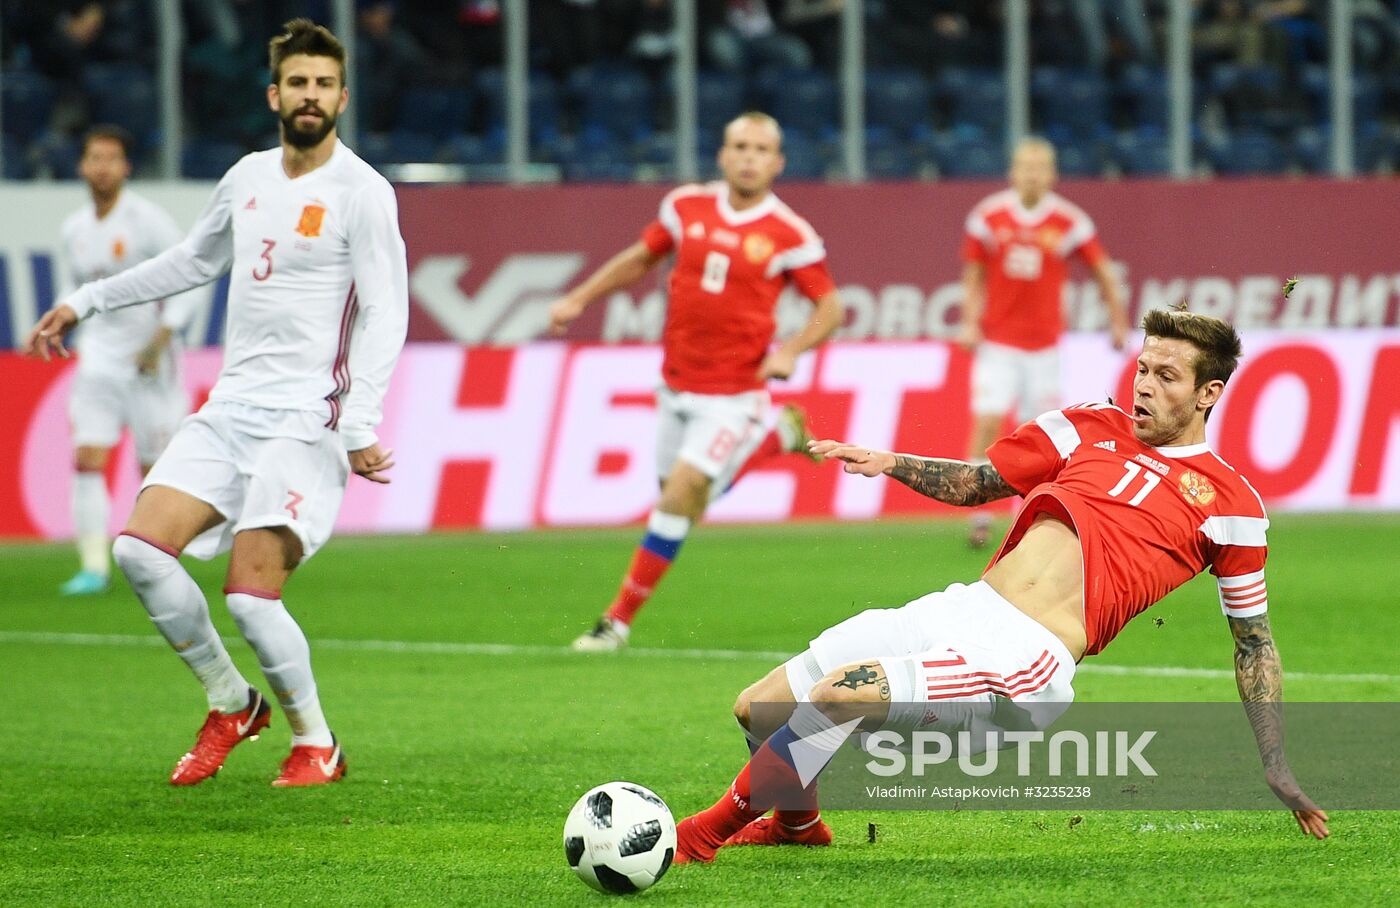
[
  {"xmin": 112, "ymin": 238, "xmax": 125, "ymax": 259},
  {"xmin": 1179, "ymin": 470, "xmax": 1216, "ymax": 507},
  {"xmin": 295, "ymin": 204, "xmax": 326, "ymax": 238},
  {"xmin": 742, "ymin": 232, "xmax": 775, "ymax": 265}
]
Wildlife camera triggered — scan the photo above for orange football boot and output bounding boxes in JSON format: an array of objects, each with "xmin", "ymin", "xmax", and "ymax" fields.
[
  {"xmin": 272, "ymin": 736, "xmax": 346, "ymax": 787},
  {"xmin": 170, "ymin": 687, "xmax": 271, "ymax": 786}
]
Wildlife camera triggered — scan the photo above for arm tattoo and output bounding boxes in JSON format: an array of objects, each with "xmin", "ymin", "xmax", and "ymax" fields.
[
  {"xmin": 832, "ymin": 664, "xmax": 891, "ymax": 701},
  {"xmin": 1230, "ymin": 613, "xmax": 1287, "ymax": 774},
  {"xmin": 887, "ymin": 456, "xmax": 1018, "ymax": 507}
]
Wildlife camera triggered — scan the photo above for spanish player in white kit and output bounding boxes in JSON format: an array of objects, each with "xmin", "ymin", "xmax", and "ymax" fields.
[
  {"xmin": 57, "ymin": 125, "xmax": 200, "ymax": 597},
  {"xmin": 26, "ymin": 20, "xmax": 408, "ymax": 788}
]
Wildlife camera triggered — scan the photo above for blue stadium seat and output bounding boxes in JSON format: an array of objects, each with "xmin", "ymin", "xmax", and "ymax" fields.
[
  {"xmin": 695, "ymin": 71, "xmax": 746, "ymax": 145},
  {"xmin": 357, "ymin": 131, "xmax": 438, "ymax": 167},
  {"xmin": 2, "ymin": 134, "xmax": 32, "ymax": 179},
  {"xmin": 438, "ymin": 131, "xmax": 506, "ymax": 165},
  {"xmin": 82, "ymin": 64, "xmax": 158, "ymax": 146},
  {"xmin": 864, "ymin": 128, "xmax": 916, "ymax": 179},
  {"xmin": 932, "ymin": 131, "xmax": 1002, "ymax": 178},
  {"xmin": 38, "ymin": 137, "xmax": 81, "ymax": 179},
  {"xmin": 866, "ymin": 68, "xmax": 932, "ymax": 139},
  {"xmin": 1207, "ymin": 130, "xmax": 1287, "ymax": 175},
  {"xmin": 1292, "ymin": 124, "xmax": 1391, "ymax": 173},
  {"xmin": 181, "ymin": 140, "xmax": 244, "ymax": 179},
  {"xmin": 560, "ymin": 136, "xmax": 635, "ymax": 182},
  {"xmin": 570, "ymin": 65, "xmax": 655, "ymax": 143},
  {"xmin": 1119, "ymin": 64, "xmax": 1167, "ymax": 130},
  {"xmin": 778, "ymin": 129, "xmax": 826, "ymax": 179},
  {"xmin": 1035, "ymin": 68, "xmax": 1109, "ymax": 139},
  {"xmin": 937, "ymin": 67, "xmax": 1005, "ymax": 138},
  {"xmin": 1053, "ymin": 141, "xmax": 1106, "ymax": 177},
  {"xmin": 760, "ymin": 68, "xmax": 838, "ymax": 140},
  {"xmin": 474, "ymin": 68, "xmax": 562, "ymax": 145},
  {"xmin": 1299, "ymin": 64, "xmax": 1382, "ymax": 124},
  {"xmin": 1113, "ymin": 128, "xmax": 1172, "ymax": 176},
  {"xmin": 395, "ymin": 85, "xmax": 472, "ymax": 142},
  {"xmin": 1, "ymin": 70, "xmax": 56, "ymax": 143}
]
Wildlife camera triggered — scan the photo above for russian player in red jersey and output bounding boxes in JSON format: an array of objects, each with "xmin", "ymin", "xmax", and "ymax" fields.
[
  {"xmin": 548, "ymin": 112, "xmax": 845, "ymax": 651},
  {"xmin": 671, "ymin": 307, "xmax": 1327, "ymax": 864},
  {"xmin": 960, "ymin": 137, "xmax": 1130, "ymax": 547}
]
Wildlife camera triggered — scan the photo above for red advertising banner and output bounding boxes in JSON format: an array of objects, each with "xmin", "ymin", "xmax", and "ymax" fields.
[
  {"xmin": 396, "ymin": 178, "xmax": 1400, "ymax": 345},
  {"xmin": 3, "ymin": 333, "xmax": 1398, "ymax": 541}
]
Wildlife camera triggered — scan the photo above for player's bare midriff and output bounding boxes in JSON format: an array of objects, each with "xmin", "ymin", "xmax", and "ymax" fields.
[{"xmin": 981, "ymin": 512, "xmax": 1088, "ymax": 661}]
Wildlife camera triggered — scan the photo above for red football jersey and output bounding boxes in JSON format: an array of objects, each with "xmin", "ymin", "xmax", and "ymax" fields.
[
  {"xmin": 640, "ymin": 183, "xmax": 837, "ymax": 395},
  {"xmin": 961, "ymin": 189, "xmax": 1108, "ymax": 351},
  {"xmin": 986, "ymin": 403, "xmax": 1269, "ymax": 657}
]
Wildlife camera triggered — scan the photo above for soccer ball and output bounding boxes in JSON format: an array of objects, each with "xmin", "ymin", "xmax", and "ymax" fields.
[{"xmin": 563, "ymin": 781, "xmax": 677, "ymax": 894}]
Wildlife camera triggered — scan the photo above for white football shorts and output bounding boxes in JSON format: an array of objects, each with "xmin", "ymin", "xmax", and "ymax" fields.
[
  {"xmin": 971, "ymin": 340, "xmax": 1061, "ymax": 423},
  {"xmin": 784, "ymin": 580, "xmax": 1076, "ymax": 740},
  {"xmin": 68, "ymin": 369, "xmax": 188, "ymax": 465},
  {"xmin": 654, "ymin": 385, "xmax": 770, "ymax": 495},
  {"xmin": 141, "ymin": 400, "xmax": 349, "ymax": 562}
]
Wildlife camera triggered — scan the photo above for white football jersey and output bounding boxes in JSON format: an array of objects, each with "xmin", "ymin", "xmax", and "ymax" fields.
[
  {"xmin": 64, "ymin": 141, "xmax": 409, "ymax": 451},
  {"xmin": 58, "ymin": 190, "xmax": 193, "ymax": 380}
]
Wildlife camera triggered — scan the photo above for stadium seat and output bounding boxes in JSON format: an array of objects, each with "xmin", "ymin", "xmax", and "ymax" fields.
[
  {"xmin": 932, "ymin": 130, "xmax": 1002, "ymax": 178},
  {"xmin": 1299, "ymin": 64, "xmax": 1382, "ymax": 125},
  {"xmin": 82, "ymin": 64, "xmax": 158, "ymax": 147},
  {"xmin": 937, "ymin": 67, "xmax": 1005, "ymax": 139},
  {"xmin": 570, "ymin": 65, "xmax": 655, "ymax": 144},
  {"xmin": 1053, "ymin": 140, "xmax": 1107, "ymax": 177},
  {"xmin": 181, "ymin": 140, "xmax": 244, "ymax": 179},
  {"xmin": 2, "ymin": 134, "xmax": 32, "ymax": 179},
  {"xmin": 866, "ymin": 68, "xmax": 932, "ymax": 140},
  {"xmin": 1035, "ymin": 68, "xmax": 1109, "ymax": 139},
  {"xmin": 474, "ymin": 68, "xmax": 562, "ymax": 146},
  {"xmin": 1113, "ymin": 128, "xmax": 1172, "ymax": 176},
  {"xmin": 37, "ymin": 137, "xmax": 81, "ymax": 179},
  {"xmin": 778, "ymin": 129, "xmax": 826, "ymax": 179},
  {"xmin": 1292, "ymin": 124, "xmax": 1392, "ymax": 173},
  {"xmin": 758, "ymin": 68, "xmax": 838, "ymax": 140},
  {"xmin": 695, "ymin": 71, "xmax": 746, "ymax": 145},
  {"xmin": 394, "ymin": 85, "xmax": 472, "ymax": 142},
  {"xmin": 1206, "ymin": 130, "xmax": 1287, "ymax": 175},
  {"xmin": 864, "ymin": 129, "xmax": 917, "ymax": 179},
  {"xmin": 1, "ymin": 70, "xmax": 56, "ymax": 143},
  {"xmin": 560, "ymin": 142, "xmax": 635, "ymax": 182},
  {"xmin": 1119, "ymin": 64, "xmax": 1167, "ymax": 131},
  {"xmin": 439, "ymin": 131, "xmax": 505, "ymax": 166},
  {"xmin": 358, "ymin": 131, "xmax": 438, "ymax": 167}
]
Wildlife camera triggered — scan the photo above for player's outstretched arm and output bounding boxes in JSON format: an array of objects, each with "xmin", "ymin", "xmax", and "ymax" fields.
[
  {"xmin": 24, "ymin": 304, "xmax": 80, "ymax": 361},
  {"xmin": 1229, "ymin": 612, "xmax": 1330, "ymax": 840},
  {"xmin": 758, "ymin": 290, "xmax": 844, "ymax": 380},
  {"xmin": 548, "ymin": 241, "xmax": 664, "ymax": 335},
  {"xmin": 1091, "ymin": 259, "xmax": 1130, "ymax": 351},
  {"xmin": 808, "ymin": 440, "xmax": 1018, "ymax": 506}
]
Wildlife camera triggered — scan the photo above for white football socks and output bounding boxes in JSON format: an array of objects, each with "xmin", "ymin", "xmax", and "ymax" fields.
[
  {"xmin": 225, "ymin": 592, "xmax": 333, "ymax": 747},
  {"xmin": 72, "ymin": 472, "xmax": 110, "ymax": 576},
  {"xmin": 112, "ymin": 534, "xmax": 250, "ymax": 713}
]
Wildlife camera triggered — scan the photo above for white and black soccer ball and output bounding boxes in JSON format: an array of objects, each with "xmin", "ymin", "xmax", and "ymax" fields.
[{"xmin": 563, "ymin": 781, "xmax": 677, "ymax": 894}]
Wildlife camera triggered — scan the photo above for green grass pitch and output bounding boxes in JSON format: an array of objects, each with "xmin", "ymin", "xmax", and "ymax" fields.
[{"xmin": 2, "ymin": 515, "xmax": 1397, "ymax": 906}]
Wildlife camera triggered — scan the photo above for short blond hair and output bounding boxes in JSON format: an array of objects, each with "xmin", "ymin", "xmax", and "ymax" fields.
[
  {"xmin": 723, "ymin": 112, "xmax": 784, "ymax": 150},
  {"xmin": 1012, "ymin": 136, "xmax": 1057, "ymax": 167}
]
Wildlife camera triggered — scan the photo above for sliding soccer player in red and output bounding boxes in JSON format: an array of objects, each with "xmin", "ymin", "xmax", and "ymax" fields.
[
  {"xmin": 673, "ymin": 308, "xmax": 1327, "ymax": 863},
  {"xmin": 549, "ymin": 112, "xmax": 845, "ymax": 651}
]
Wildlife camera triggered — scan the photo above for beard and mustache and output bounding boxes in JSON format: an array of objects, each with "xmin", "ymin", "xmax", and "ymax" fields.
[{"xmin": 280, "ymin": 102, "xmax": 338, "ymax": 148}]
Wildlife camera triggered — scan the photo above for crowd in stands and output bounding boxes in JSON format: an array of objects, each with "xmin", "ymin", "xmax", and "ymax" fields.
[{"xmin": 5, "ymin": 1, "xmax": 1400, "ymax": 180}]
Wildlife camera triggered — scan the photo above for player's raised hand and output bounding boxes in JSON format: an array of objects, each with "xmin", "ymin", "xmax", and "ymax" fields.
[
  {"xmin": 808, "ymin": 439, "xmax": 895, "ymax": 477},
  {"xmin": 24, "ymin": 304, "xmax": 79, "ymax": 361},
  {"xmin": 547, "ymin": 296, "xmax": 585, "ymax": 336},
  {"xmin": 349, "ymin": 444, "xmax": 396, "ymax": 484},
  {"xmin": 956, "ymin": 323, "xmax": 981, "ymax": 351},
  {"xmin": 757, "ymin": 348, "xmax": 797, "ymax": 380},
  {"xmin": 1109, "ymin": 317, "xmax": 1130, "ymax": 352}
]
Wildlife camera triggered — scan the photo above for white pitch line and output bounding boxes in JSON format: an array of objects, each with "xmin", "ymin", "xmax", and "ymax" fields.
[{"xmin": 0, "ymin": 631, "xmax": 1396, "ymax": 685}]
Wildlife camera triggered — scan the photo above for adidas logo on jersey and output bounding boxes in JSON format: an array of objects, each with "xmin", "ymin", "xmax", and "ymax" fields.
[
  {"xmin": 1094, "ymin": 440, "xmax": 1116, "ymax": 452},
  {"xmin": 244, "ymin": 197, "xmax": 257, "ymax": 210}
]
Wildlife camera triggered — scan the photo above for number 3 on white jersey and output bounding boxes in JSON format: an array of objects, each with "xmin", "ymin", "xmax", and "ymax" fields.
[
  {"xmin": 1107, "ymin": 460, "xmax": 1160, "ymax": 506},
  {"xmin": 700, "ymin": 250, "xmax": 730, "ymax": 293}
]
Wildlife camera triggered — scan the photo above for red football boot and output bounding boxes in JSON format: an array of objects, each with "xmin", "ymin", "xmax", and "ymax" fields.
[
  {"xmin": 272, "ymin": 736, "xmax": 346, "ymax": 787},
  {"xmin": 170, "ymin": 687, "xmax": 271, "ymax": 786},
  {"xmin": 723, "ymin": 816, "xmax": 833, "ymax": 848},
  {"xmin": 673, "ymin": 816, "xmax": 724, "ymax": 865}
]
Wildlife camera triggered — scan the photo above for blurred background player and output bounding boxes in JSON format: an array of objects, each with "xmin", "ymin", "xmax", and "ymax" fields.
[
  {"xmin": 959, "ymin": 136, "xmax": 1129, "ymax": 548},
  {"xmin": 26, "ymin": 19, "xmax": 408, "ymax": 788},
  {"xmin": 673, "ymin": 309, "xmax": 1328, "ymax": 863},
  {"xmin": 56, "ymin": 125, "xmax": 199, "ymax": 597},
  {"xmin": 549, "ymin": 111, "xmax": 845, "ymax": 652}
]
